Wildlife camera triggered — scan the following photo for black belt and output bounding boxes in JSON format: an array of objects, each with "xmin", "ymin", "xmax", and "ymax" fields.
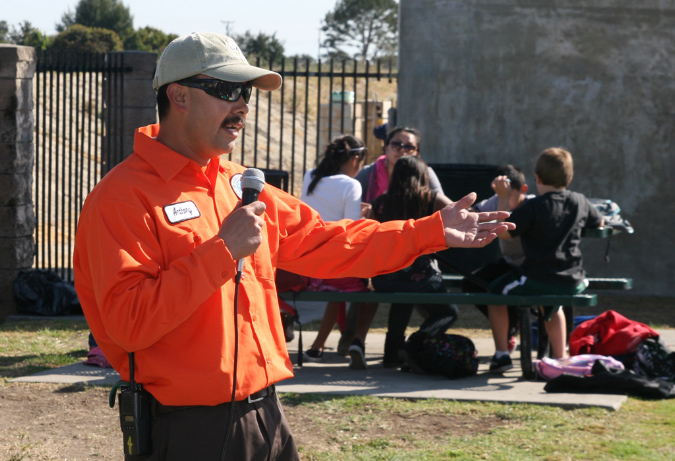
[
  {"xmin": 153, "ymin": 385, "xmax": 276, "ymax": 415},
  {"xmin": 245, "ymin": 385, "xmax": 275, "ymax": 403}
]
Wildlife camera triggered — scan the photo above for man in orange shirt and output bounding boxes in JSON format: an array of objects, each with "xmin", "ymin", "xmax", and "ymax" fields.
[{"xmin": 74, "ymin": 32, "xmax": 514, "ymax": 461}]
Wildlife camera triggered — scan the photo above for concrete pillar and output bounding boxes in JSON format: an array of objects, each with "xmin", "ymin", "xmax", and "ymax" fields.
[
  {"xmin": 102, "ymin": 51, "xmax": 157, "ymax": 172},
  {"xmin": 0, "ymin": 45, "xmax": 37, "ymax": 322}
]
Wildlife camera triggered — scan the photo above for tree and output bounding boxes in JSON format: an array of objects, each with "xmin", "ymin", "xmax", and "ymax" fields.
[
  {"xmin": 285, "ymin": 54, "xmax": 316, "ymax": 66},
  {"xmin": 57, "ymin": 0, "xmax": 134, "ymax": 44},
  {"xmin": 233, "ymin": 31, "xmax": 285, "ymax": 65},
  {"xmin": 0, "ymin": 21, "xmax": 9, "ymax": 43},
  {"xmin": 51, "ymin": 24, "xmax": 123, "ymax": 53},
  {"xmin": 0, "ymin": 20, "xmax": 50, "ymax": 49},
  {"xmin": 123, "ymin": 26, "xmax": 177, "ymax": 54},
  {"xmin": 321, "ymin": 0, "xmax": 398, "ymax": 61},
  {"xmin": 9, "ymin": 21, "xmax": 50, "ymax": 49}
]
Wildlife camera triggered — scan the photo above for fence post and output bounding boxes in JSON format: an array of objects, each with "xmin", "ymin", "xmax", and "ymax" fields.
[{"xmin": 0, "ymin": 45, "xmax": 37, "ymax": 322}]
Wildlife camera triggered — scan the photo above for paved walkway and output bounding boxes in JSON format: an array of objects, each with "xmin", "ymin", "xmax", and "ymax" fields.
[{"xmin": 12, "ymin": 323, "xmax": 674, "ymax": 411}]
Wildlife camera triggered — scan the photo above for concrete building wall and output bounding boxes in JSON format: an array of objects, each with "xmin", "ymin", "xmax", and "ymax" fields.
[{"xmin": 398, "ymin": 0, "xmax": 675, "ymax": 296}]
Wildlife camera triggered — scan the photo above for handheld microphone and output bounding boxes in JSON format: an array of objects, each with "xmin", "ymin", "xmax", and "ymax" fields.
[{"xmin": 238, "ymin": 168, "xmax": 266, "ymax": 272}]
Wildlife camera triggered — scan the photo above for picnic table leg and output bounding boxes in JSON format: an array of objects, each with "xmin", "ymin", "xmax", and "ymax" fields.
[
  {"xmin": 536, "ymin": 311, "xmax": 550, "ymax": 359},
  {"xmin": 564, "ymin": 306, "xmax": 574, "ymax": 338},
  {"xmin": 519, "ymin": 306, "xmax": 536, "ymax": 379}
]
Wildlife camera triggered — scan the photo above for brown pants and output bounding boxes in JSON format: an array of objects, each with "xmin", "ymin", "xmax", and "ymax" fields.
[{"xmin": 127, "ymin": 390, "xmax": 299, "ymax": 461}]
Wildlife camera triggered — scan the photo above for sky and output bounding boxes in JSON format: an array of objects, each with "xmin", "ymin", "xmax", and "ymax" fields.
[{"xmin": 5, "ymin": 0, "xmax": 337, "ymax": 58}]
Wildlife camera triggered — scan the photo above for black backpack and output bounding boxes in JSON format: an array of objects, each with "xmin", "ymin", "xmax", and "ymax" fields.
[
  {"xmin": 633, "ymin": 337, "xmax": 675, "ymax": 382},
  {"xmin": 405, "ymin": 332, "xmax": 479, "ymax": 379}
]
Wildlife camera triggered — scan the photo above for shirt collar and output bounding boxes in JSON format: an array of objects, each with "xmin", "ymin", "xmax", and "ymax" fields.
[{"xmin": 133, "ymin": 124, "xmax": 229, "ymax": 182}]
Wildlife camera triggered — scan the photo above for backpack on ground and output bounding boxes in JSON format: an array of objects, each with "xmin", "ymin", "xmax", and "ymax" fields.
[
  {"xmin": 404, "ymin": 332, "xmax": 479, "ymax": 379},
  {"xmin": 633, "ymin": 337, "xmax": 675, "ymax": 382},
  {"xmin": 569, "ymin": 310, "xmax": 659, "ymax": 358},
  {"xmin": 535, "ymin": 355, "xmax": 624, "ymax": 381}
]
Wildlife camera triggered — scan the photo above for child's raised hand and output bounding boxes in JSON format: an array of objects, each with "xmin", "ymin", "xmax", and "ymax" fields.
[{"xmin": 491, "ymin": 175, "xmax": 512, "ymax": 198}]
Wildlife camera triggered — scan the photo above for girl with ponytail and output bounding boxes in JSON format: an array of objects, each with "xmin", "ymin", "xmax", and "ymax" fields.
[{"xmin": 299, "ymin": 135, "xmax": 372, "ymax": 363}]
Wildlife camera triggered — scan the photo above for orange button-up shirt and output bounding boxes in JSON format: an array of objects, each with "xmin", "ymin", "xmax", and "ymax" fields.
[{"xmin": 74, "ymin": 124, "xmax": 448, "ymax": 406}]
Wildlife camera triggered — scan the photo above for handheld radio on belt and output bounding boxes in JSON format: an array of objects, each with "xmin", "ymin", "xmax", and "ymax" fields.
[{"xmin": 118, "ymin": 352, "xmax": 152, "ymax": 456}]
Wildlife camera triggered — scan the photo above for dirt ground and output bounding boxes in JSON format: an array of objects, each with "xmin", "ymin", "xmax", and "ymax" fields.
[
  {"xmin": 1, "ymin": 294, "xmax": 673, "ymax": 460},
  {"xmin": 0, "ymin": 382, "xmax": 505, "ymax": 460}
]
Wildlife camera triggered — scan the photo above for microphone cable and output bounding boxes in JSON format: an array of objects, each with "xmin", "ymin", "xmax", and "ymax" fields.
[
  {"xmin": 221, "ymin": 169, "xmax": 265, "ymax": 460},
  {"xmin": 221, "ymin": 266, "xmax": 243, "ymax": 461}
]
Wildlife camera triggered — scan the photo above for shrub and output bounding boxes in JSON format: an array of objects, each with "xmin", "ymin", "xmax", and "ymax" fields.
[{"xmin": 50, "ymin": 24, "xmax": 123, "ymax": 53}]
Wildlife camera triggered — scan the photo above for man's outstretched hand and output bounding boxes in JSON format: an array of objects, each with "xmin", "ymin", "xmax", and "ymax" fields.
[{"xmin": 441, "ymin": 193, "xmax": 515, "ymax": 248}]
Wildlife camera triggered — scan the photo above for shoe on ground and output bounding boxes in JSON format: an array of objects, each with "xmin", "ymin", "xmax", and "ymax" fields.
[
  {"xmin": 489, "ymin": 354, "xmax": 513, "ymax": 373},
  {"xmin": 348, "ymin": 339, "xmax": 367, "ymax": 369},
  {"xmin": 83, "ymin": 346, "xmax": 113, "ymax": 368},
  {"xmin": 303, "ymin": 348, "xmax": 323, "ymax": 363},
  {"xmin": 337, "ymin": 332, "xmax": 355, "ymax": 356}
]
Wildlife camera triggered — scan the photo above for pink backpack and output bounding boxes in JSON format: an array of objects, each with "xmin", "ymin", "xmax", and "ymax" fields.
[{"xmin": 535, "ymin": 355, "xmax": 624, "ymax": 381}]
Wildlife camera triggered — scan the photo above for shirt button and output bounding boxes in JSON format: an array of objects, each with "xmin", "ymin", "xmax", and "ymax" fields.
[
  {"xmin": 266, "ymin": 357, "xmax": 271, "ymax": 364},
  {"xmin": 252, "ymin": 315, "xmax": 257, "ymax": 321}
]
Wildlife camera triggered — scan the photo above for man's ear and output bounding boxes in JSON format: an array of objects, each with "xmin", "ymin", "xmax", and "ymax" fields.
[
  {"xmin": 521, "ymin": 184, "xmax": 528, "ymax": 193},
  {"xmin": 166, "ymin": 82, "xmax": 188, "ymax": 113}
]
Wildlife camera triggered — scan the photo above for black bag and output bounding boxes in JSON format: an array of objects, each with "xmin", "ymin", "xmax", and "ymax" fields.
[
  {"xmin": 633, "ymin": 337, "xmax": 675, "ymax": 382},
  {"xmin": 371, "ymin": 255, "xmax": 444, "ymax": 293},
  {"xmin": 13, "ymin": 269, "xmax": 81, "ymax": 316},
  {"xmin": 404, "ymin": 331, "xmax": 479, "ymax": 379}
]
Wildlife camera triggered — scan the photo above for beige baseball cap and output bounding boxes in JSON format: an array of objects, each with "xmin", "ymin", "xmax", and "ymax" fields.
[{"xmin": 152, "ymin": 32, "xmax": 282, "ymax": 91}]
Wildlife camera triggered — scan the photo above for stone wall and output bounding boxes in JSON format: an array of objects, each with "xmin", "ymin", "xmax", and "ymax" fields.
[
  {"xmin": 398, "ymin": 0, "xmax": 675, "ymax": 296},
  {"xmin": 0, "ymin": 48, "xmax": 157, "ymax": 322},
  {"xmin": 0, "ymin": 45, "xmax": 37, "ymax": 321}
]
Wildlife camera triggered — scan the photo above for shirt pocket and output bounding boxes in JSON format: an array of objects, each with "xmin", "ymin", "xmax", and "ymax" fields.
[{"xmin": 164, "ymin": 226, "xmax": 214, "ymax": 264}]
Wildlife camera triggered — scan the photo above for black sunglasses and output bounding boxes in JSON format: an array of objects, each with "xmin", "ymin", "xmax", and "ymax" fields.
[
  {"xmin": 177, "ymin": 78, "xmax": 253, "ymax": 104},
  {"xmin": 389, "ymin": 140, "xmax": 417, "ymax": 153}
]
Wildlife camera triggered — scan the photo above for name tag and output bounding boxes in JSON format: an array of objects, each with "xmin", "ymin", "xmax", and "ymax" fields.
[{"xmin": 164, "ymin": 201, "xmax": 201, "ymax": 224}]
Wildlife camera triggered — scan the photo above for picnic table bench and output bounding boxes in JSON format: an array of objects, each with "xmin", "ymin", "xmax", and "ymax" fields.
[
  {"xmin": 279, "ymin": 272, "xmax": 633, "ymax": 379},
  {"xmin": 279, "ymin": 221, "xmax": 632, "ymax": 379},
  {"xmin": 441, "ymin": 274, "xmax": 633, "ymax": 291},
  {"xmin": 278, "ymin": 289, "xmax": 599, "ymax": 379}
]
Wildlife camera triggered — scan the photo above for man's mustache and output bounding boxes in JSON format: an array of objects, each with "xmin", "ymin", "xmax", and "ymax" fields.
[{"xmin": 223, "ymin": 115, "xmax": 246, "ymax": 128}]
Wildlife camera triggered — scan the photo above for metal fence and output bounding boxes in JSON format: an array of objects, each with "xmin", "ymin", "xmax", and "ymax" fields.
[
  {"xmin": 33, "ymin": 51, "xmax": 127, "ymax": 280},
  {"xmin": 32, "ymin": 52, "xmax": 397, "ymax": 281},
  {"xmin": 233, "ymin": 57, "xmax": 399, "ymax": 195}
]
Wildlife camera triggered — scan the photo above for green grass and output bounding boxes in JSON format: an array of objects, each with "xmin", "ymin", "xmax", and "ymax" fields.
[
  {"xmin": 281, "ymin": 394, "xmax": 675, "ymax": 460},
  {"xmin": 2, "ymin": 315, "xmax": 674, "ymax": 460},
  {"xmin": 0, "ymin": 318, "xmax": 90, "ymax": 379}
]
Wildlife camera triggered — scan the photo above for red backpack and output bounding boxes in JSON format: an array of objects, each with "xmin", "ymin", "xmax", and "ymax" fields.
[{"xmin": 569, "ymin": 310, "xmax": 658, "ymax": 357}]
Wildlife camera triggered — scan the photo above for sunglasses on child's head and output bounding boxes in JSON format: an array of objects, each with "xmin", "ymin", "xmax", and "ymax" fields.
[
  {"xmin": 177, "ymin": 78, "xmax": 253, "ymax": 104},
  {"xmin": 352, "ymin": 146, "xmax": 366, "ymax": 159}
]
